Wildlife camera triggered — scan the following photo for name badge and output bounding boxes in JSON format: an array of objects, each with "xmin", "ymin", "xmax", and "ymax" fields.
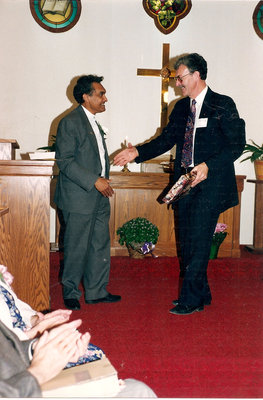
[{"xmin": 196, "ymin": 118, "xmax": 208, "ymax": 128}]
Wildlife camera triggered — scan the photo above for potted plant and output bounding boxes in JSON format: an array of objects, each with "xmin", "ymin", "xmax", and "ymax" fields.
[
  {"xmin": 37, "ymin": 135, "xmax": 57, "ymax": 152},
  {"xmin": 241, "ymin": 140, "xmax": 263, "ymax": 180},
  {"xmin": 209, "ymin": 223, "xmax": 228, "ymax": 259},
  {"xmin": 117, "ymin": 217, "xmax": 159, "ymax": 258}
]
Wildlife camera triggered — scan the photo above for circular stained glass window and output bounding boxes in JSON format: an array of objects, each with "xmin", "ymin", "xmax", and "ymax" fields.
[{"xmin": 30, "ymin": 0, "xmax": 82, "ymax": 33}]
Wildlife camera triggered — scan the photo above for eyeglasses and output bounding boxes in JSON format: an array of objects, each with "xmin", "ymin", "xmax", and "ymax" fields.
[{"xmin": 174, "ymin": 72, "xmax": 192, "ymax": 83}]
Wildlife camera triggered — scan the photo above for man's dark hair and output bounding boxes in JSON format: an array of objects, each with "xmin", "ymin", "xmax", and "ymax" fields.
[
  {"xmin": 174, "ymin": 53, "xmax": 207, "ymax": 80},
  {"xmin": 73, "ymin": 75, "xmax": 104, "ymax": 104}
]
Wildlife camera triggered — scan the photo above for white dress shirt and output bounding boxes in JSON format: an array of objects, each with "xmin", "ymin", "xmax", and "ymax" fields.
[
  {"xmin": 82, "ymin": 106, "xmax": 106, "ymax": 177},
  {"xmin": 190, "ymin": 85, "xmax": 208, "ymax": 166}
]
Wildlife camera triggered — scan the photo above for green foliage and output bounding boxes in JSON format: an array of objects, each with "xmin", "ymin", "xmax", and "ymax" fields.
[
  {"xmin": 241, "ymin": 140, "xmax": 263, "ymax": 163},
  {"xmin": 212, "ymin": 232, "xmax": 227, "ymax": 246},
  {"xmin": 117, "ymin": 217, "xmax": 159, "ymax": 246},
  {"xmin": 37, "ymin": 135, "xmax": 57, "ymax": 152}
]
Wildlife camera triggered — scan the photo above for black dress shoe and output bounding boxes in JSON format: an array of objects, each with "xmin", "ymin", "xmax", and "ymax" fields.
[
  {"xmin": 172, "ymin": 299, "xmax": 211, "ymax": 306},
  {"xmin": 85, "ymin": 293, "xmax": 121, "ymax": 304},
  {"xmin": 169, "ymin": 304, "xmax": 204, "ymax": 315},
  {"xmin": 64, "ymin": 298, "xmax": 80, "ymax": 310}
]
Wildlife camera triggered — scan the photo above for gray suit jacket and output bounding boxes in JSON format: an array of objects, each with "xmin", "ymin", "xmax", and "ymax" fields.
[
  {"xmin": 0, "ymin": 320, "xmax": 41, "ymax": 397},
  {"xmin": 54, "ymin": 105, "xmax": 110, "ymax": 214}
]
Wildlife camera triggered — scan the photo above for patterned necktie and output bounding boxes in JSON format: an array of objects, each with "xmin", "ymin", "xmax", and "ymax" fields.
[
  {"xmin": 181, "ymin": 99, "xmax": 196, "ymax": 168},
  {"xmin": 0, "ymin": 286, "xmax": 27, "ymax": 330}
]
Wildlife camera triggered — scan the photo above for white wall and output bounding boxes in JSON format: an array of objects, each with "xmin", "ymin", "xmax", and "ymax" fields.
[{"xmin": 0, "ymin": 0, "xmax": 261, "ymax": 244}]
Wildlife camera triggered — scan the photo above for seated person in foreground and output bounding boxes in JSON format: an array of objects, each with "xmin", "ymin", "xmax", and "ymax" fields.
[
  {"xmin": 0, "ymin": 319, "xmax": 156, "ymax": 397},
  {"xmin": 0, "ymin": 264, "xmax": 103, "ymax": 366},
  {"xmin": 0, "ymin": 266, "xmax": 157, "ymax": 397}
]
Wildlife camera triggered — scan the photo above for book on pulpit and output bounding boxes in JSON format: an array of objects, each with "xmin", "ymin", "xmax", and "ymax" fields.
[
  {"xmin": 29, "ymin": 151, "xmax": 55, "ymax": 160},
  {"xmin": 162, "ymin": 172, "xmax": 196, "ymax": 204},
  {"xmin": 41, "ymin": 357, "xmax": 120, "ymax": 397}
]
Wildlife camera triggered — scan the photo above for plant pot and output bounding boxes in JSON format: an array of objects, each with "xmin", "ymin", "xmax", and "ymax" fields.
[
  {"xmin": 209, "ymin": 243, "xmax": 220, "ymax": 259},
  {"xmin": 209, "ymin": 231, "xmax": 227, "ymax": 259},
  {"xmin": 254, "ymin": 160, "xmax": 263, "ymax": 180},
  {"xmin": 126, "ymin": 244, "xmax": 145, "ymax": 259}
]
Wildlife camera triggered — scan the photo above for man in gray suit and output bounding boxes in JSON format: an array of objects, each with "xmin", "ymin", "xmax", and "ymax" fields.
[{"xmin": 55, "ymin": 75, "xmax": 121, "ymax": 310}]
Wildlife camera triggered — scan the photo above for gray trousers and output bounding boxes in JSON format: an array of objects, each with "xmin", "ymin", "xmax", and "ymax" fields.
[{"xmin": 62, "ymin": 200, "xmax": 111, "ymax": 301}]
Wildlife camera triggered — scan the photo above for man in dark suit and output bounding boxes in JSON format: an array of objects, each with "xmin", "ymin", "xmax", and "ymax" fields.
[
  {"xmin": 55, "ymin": 75, "xmax": 121, "ymax": 310},
  {"xmin": 114, "ymin": 53, "xmax": 246, "ymax": 315}
]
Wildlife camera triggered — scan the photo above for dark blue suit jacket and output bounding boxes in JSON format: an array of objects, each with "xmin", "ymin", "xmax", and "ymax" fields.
[{"xmin": 135, "ymin": 87, "xmax": 246, "ymax": 213}]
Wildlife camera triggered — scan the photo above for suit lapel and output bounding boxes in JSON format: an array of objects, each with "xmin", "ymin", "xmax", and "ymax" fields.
[
  {"xmin": 199, "ymin": 87, "xmax": 215, "ymax": 119},
  {"xmin": 78, "ymin": 106, "xmax": 110, "ymax": 178}
]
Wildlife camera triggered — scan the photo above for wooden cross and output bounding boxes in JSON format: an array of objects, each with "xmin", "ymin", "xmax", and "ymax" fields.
[{"xmin": 137, "ymin": 43, "xmax": 176, "ymax": 129}]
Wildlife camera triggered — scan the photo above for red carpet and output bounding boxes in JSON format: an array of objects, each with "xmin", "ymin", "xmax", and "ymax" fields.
[{"xmin": 50, "ymin": 250, "xmax": 263, "ymax": 398}]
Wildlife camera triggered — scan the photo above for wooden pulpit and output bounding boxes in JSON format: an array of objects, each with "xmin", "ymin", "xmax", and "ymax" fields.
[
  {"xmin": 0, "ymin": 139, "xmax": 19, "ymax": 160},
  {"xmin": 0, "ymin": 160, "xmax": 54, "ymax": 311}
]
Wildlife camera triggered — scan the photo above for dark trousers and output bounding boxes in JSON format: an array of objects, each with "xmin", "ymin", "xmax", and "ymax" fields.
[
  {"xmin": 62, "ymin": 200, "xmax": 111, "ymax": 301},
  {"xmin": 177, "ymin": 186, "xmax": 220, "ymax": 306}
]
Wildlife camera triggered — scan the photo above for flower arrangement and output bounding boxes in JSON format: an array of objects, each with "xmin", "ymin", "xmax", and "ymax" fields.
[
  {"xmin": 117, "ymin": 217, "xmax": 159, "ymax": 257},
  {"xmin": 0, "ymin": 265, "xmax": 14, "ymax": 286},
  {"xmin": 96, "ymin": 122, "xmax": 108, "ymax": 138},
  {"xmin": 210, "ymin": 223, "xmax": 227, "ymax": 259},
  {"xmin": 213, "ymin": 223, "xmax": 228, "ymax": 244},
  {"xmin": 148, "ymin": 0, "xmax": 186, "ymax": 28}
]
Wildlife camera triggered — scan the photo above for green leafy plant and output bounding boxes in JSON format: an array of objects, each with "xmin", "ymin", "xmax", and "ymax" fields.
[
  {"xmin": 37, "ymin": 135, "xmax": 57, "ymax": 152},
  {"xmin": 240, "ymin": 140, "xmax": 263, "ymax": 163},
  {"xmin": 117, "ymin": 217, "xmax": 159, "ymax": 249}
]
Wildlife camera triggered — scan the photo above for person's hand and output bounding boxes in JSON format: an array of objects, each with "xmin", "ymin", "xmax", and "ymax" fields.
[
  {"xmin": 26, "ymin": 310, "xmax": 72, "ymax": 339},
  {"xmin": 30, "ymin": 313, "xmax": 44, "ymax": 327},
  {"xmin": 190, "ymin": 162, "xmax": 208, "ymax": 187},
  {"xmin": 28, "ymin": 319, "xmax": 87, "ymax": 385},
  {"xmin": 95, "ymin": 178, "xmax": 114, "ymax": 197},
  {"xmin": 70, "ymin": 331, "xmax": 91, "ymax": 362},
  {"xmin": 113, "ymin": 143, "xmax": 139, "ymax": 166}
]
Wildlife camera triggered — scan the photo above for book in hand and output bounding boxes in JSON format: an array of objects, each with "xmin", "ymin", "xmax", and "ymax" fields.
[
  {"xmin": 41, "ymin": 357, "xmax": 121, "ymax": 398},
  {"xmin": 162, "ymin": 172, "xmax": 196, "ymax": 204}
]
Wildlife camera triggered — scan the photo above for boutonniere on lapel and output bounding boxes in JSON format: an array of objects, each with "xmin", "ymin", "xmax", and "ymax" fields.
[
  {"xmin": 0, "ymin": 265, "xmax": 14, "ymax": 286},
  {"xmin": 96, "ymin": 122, "xmax": 108, "ymax": 139}
]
